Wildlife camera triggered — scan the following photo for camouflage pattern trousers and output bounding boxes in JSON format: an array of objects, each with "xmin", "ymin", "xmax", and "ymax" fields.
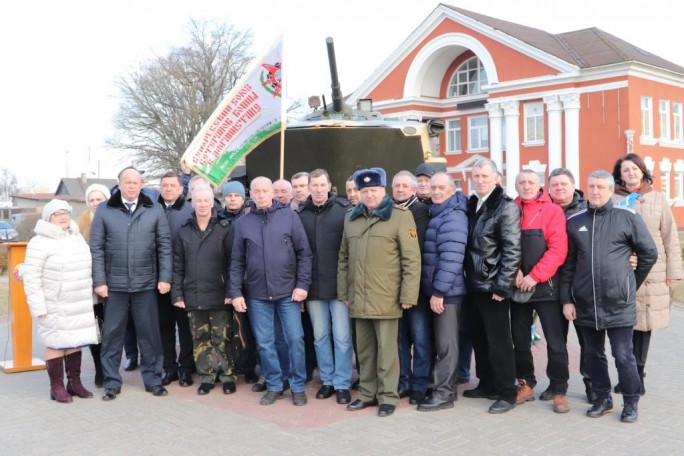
[{"xmin": 188, "ymin": 309, "xmax": 237, "ymax": 384}]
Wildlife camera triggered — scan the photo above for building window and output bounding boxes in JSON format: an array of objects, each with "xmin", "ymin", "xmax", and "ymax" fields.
[
  {"xmin": 661, "ymin": 170, "xmax": 671, "ymax": 199},
  {"xmin": 673, "ymin": 103, "xmax": 683, "ymax": 142},
  {"xmin": 660, "ymin": 157, "xmax": 672, "ymax": 199},
  {"xmin": 448, "ymin": 56, "xmax": 488, "ymax": 98},
  {"xmin": 446, "ymin": 119, "xmax": 462, "ymax": 154},
  {"xmin": 674, "ymin": 160, "xmax": 684, "ymax": 200},
  {"xmin": 523, "ymin": 102, "xmax": 545, "ymax": 144},
  {"xmin": 641, "ymin": 96, "xmax": 653, "ymax": 138},
  {"xmin": 660, "ymin": 100, "xmax": 671, "ymax": 140},
  {"xmin": 468, "ymin": 115, "xmax": 489, "ymax": 151}
]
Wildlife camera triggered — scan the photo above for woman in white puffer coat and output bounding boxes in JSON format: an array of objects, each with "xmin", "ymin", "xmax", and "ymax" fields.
[{"xmin": 22, "ymin": 199, "xmax": 99, "ymax": 403}]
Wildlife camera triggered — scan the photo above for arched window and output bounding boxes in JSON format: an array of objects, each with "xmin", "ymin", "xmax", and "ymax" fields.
[{"xmin": 447, "ymin": 56, "xmax": 488, "ymax": 97}]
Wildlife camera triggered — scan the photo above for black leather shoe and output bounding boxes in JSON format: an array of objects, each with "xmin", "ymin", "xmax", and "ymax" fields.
[
  {"xmin": 410, "ymin": 390, "xmax": 426, "ymax": 405},
  {"xmin": 377, "ymin": 404, "xmax": 396, "ymax": 417},
  {"xmin": 197, "ymin": 383, "xmax": 214, "ymax": 395},
  {"xmin": 145, "ymin": 385, "xmax": 168, "ymax": 396},
  {"xmin": 336, "ymin": 389, "xmax": 351, "ymax": 404},
  {"xmin": 539, "ymin": 386, "xmax": 553, "ymax": 401},
  {"xmin": 123, "ymin": 358, "xmax": 138, "ymax": 371},
  {"xmin": 488, "ymin": 399, "xmax": 515, "ymax": 414},
  {"xmin": 398, "ymin": 388, "xmax": 412, "ymax": 399},
  {"xmin": 350, "ymin": 379, "xmax": 360, "ymax": 390},
  {"xmin": 178, "ymin": 371, "xmax": 193, "ymax": 387},
  {"xmin": 463, "ymin": 386, "xmax": 498, "ymax": 400},
  {"xmin": 222, "ymin": 382, "xmax": 236, "ymax": 395},
  {"xmin": 620, "ymin": 402, "xmax": 638, "ymax": 423},
  {"xmin": 244, "ymin": 371, "xmax": 259, "ymax": 384},
  {"xmin": 161, "ymin": 371, "xmax": 179, "ymax": 386},
  {"xmin": 346, "ymin": 398, "xmax": 378, "ymax": 411},
  {"xmin": 417, "ymin": 395, "xmax": 455, "ymax": 412},
  {"xmin": 316, "ymin": 385, "xmax": 335, "ymax": 399},
  {"xmin": 587, "ymin": 398, "xmax": 614, "ymax": 418},
  {"xmin": 102, "ymin": 387, "xmax": 121, "ymax": 401},
  {"xmin": 251, "ymin": 377, "xmax": 267, "ymax": 392}
]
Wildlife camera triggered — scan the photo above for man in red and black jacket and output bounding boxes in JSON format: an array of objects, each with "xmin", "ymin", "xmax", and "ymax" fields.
[{"xmin": 510, "ymin": 169, "xmax": 570, "ymax": 413}]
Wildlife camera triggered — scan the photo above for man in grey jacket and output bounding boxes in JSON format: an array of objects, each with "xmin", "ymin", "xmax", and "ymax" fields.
[
  {"xmin": 560, "ymin": 170, "xmax": 657, "ymax": 423},
  {"xmin": 91, "ymin": 166, "xmax": 173, "ymax": 401}
]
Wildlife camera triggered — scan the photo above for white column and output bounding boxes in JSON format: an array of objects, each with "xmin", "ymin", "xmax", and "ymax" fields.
[
  {"xmin": 502, "ymin": 101, "xmax": 520, "ymax": 195},
  {"xmin": 485, "ymin": 102, "xmax": 504, "ymax": 172},
  {"xmin": 561, "ymin": 93, "xmax": 581, "ymax": 182},
  {"xmin": 544, "ymin": 95, "xmax": 563, "ymax": 172},
  {"xmin": 625, "ymin": 129, "xmax": 635, "ymax": 154}
]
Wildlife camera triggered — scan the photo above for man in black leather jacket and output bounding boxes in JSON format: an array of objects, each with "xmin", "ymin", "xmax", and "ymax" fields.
[{"xmin": 462, "ymin": 159, "xmax": 521, "ymax": 414}]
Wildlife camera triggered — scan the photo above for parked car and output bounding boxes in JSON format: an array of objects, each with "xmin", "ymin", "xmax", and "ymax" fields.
[{"xmin": 0, "ymin": 220, "xmax": 19, "ymax": 242}]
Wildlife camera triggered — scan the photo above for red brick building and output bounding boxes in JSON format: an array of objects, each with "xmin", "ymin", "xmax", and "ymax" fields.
[{"xmin": 348, "ymin": 5, "xmax": 684, "ymax": 225}]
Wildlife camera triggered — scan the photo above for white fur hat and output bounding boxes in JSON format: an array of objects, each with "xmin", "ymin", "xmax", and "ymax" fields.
[
  {"xmin": 42, "ymin": 199, "xmax": 73, "ymax": 221},
  {"xmin": 84, "ymin": 183, "xmax": 111, "ymax": 201}
]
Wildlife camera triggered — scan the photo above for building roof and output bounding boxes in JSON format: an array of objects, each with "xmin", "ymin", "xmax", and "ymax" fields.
[
  {"xmin": 12, "ymin": 193, "xmax": 82, "ymax": 202},
  {"xmin": 444, "ymin": 4, "xmax": 684, "ymax": 75},
  {"xmin": 54, "ymin": 177, "xmax": 117, "ymax": 201}
]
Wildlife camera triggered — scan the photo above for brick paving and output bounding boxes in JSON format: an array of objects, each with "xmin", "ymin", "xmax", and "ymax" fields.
[{"xmin": 1, "ymin": 302, "xmax": 683, "ymax": 455}]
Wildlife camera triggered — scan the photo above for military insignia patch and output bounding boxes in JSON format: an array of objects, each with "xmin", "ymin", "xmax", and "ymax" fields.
[
  {"xmin": 409, "ymin": 228, "xmax": 417, "ymax": 239},
  {"xmin": 364, "ymin": 176, "xmax": 371, "ymax": 183}
]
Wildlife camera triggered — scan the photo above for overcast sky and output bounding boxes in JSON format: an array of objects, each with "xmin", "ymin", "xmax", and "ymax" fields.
[{"xmin": 1, "ymin": 0, "xmax": 682, "ymax": 188}]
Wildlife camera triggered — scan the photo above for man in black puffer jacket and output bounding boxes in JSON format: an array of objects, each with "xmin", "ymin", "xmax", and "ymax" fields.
[
  {"xmin": 462, "ymin": 159, "xmax": 521, "ymax": 414},
  {"xmin": 91, "ymin": 167, "xmax": 172, "ymax": 400},
  {"xmin": 561, "ymin": 170, "xmax": 656, "ymax": 423}
]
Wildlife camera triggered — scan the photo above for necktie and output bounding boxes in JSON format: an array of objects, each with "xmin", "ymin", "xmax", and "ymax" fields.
[{"xmin": 125, "ymin": 202, "xmax": 134, "ymax": 214}]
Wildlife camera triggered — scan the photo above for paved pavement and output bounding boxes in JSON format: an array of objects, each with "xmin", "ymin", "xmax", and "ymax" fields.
[{"xmin": 1, "ymin": 300, "xmax": 683, "ymax": 455}]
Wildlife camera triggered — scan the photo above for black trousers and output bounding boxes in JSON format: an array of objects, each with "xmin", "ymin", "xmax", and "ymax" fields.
[
  {"xmin": 511, "ymin": 299, "xmax": 569, "ymax": 394},
  {"xmin": 101, "ymin": 290, "xmax": 164, "ymax": 389},
  {"xmin": 158, "ymin": 292, "xmax": 194, "ymax": 374},
  {"xmin": 469, "ymin": 292, "xmax": 517, "ymax": 403}
]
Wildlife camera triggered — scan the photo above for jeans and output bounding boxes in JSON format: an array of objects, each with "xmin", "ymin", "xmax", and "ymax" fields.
[
  {"xmin": 248, "ymin": 298, "xmax": 306, "ymax": 392},
  {"xmin": 579, "ymin": 325, "xmax": 641, "ymax": 403},
  {"xmin": 511, "ymin": 300, "xmax": 569, "ymax": 394},
  {"xmin": 306, "ymin": 299, "xmax": 353, "ymax": 389},
  {"xmin": 457, "ymin": 299, "xmax": 472, "ymax": 381},
  {"xmin": 398, "ymin": 304, "xmax": 433, "ymax": 393}
]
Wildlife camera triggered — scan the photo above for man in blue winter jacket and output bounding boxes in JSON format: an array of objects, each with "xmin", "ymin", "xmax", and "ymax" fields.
[{"xmin": 230, "ymin": 176, "xmax": 313, "ymax": 407}]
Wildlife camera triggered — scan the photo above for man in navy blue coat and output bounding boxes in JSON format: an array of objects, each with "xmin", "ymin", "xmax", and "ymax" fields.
[{"xmin": 230, "ymin": 176, "xmax": 313, "ymax": 406}]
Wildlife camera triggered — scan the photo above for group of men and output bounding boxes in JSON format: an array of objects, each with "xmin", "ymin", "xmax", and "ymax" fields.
[{"xmin": 89, "ymin": 159, "xmax": 657, "ymax": 423}]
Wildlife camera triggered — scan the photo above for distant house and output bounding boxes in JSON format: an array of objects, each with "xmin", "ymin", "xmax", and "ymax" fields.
[
  {"xmin": 54, "ymin": 174, "xmax": 117, "ymax": 201},
  {"xmin": 347, "ymin": 4, "xmax": 684, "ymax": 226},
  {"xmin": 10, "ymin": 174, "xmax": 117, "ymax": 220}
]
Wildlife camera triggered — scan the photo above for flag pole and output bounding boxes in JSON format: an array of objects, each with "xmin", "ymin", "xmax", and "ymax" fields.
[{"xmin": 279, "ymin": 34, "xmax": 287, "ymax": 180}]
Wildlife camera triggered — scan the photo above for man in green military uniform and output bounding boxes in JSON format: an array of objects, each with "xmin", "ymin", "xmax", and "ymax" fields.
[{"xmin": 338, "ymin": 167, "xmax": 421, "ymax": 417}]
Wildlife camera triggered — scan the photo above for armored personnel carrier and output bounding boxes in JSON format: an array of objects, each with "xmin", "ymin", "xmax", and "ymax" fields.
[{"xmin": 242, "ymin": 37, "xmax": 444, "ymax": 193}]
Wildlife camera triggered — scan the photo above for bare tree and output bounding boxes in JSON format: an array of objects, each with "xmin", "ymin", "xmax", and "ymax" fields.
[
  {"xmin": 0, "ymin": 167, "xmax": 18, "ymax": 200},
  {"xmin": 108, "ymin": 19, "xmax": 253, "ymax": 177}
]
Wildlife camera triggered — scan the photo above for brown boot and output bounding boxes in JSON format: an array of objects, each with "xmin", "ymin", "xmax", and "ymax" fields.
[
  {"xmin": 553, "ymin": 394, "xmax": 570, "ymax": 413},
  {"xmin": 515, "ymin": 379, "xmax": 535, "ymax": 405},
  {"xmin": 65, "ymin": 351, "xmax": 93, "ymax": 399},
  {"xmin": 46, "ymin": 358, "xmax": 73, "ymax": 403}
]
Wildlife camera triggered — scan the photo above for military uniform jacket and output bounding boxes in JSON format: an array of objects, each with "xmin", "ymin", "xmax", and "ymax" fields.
[{"xmin": 337, "ymin": 195, "xmax": 421, "ymax": 319}]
